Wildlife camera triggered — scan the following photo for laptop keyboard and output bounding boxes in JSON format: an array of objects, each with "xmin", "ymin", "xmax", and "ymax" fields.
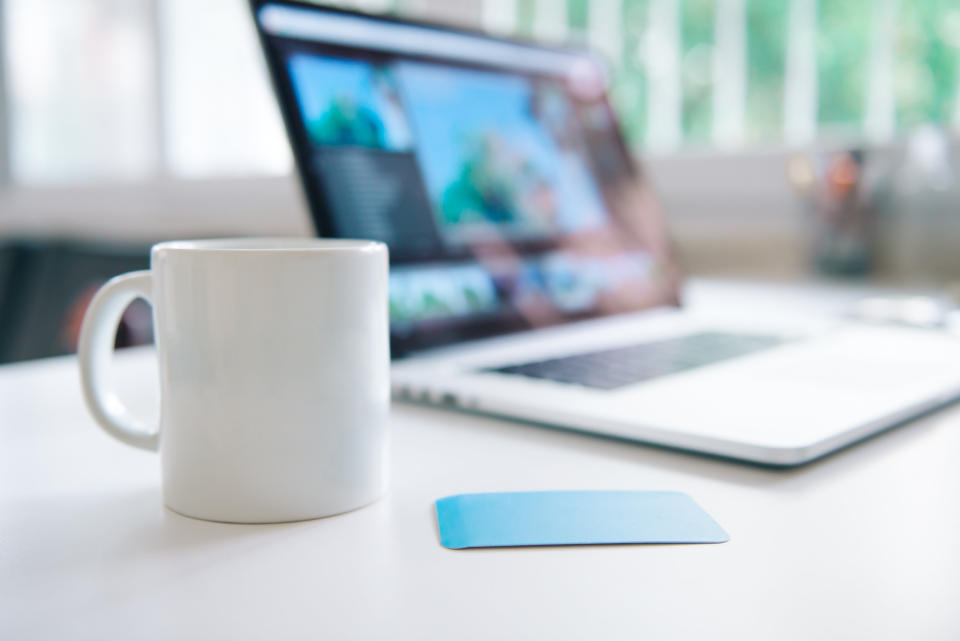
[{"xmin": 485, "ymin": 332, "xmax": 786, "ymax": 390}]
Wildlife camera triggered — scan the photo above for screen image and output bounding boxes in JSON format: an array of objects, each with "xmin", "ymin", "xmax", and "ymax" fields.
[
  {"xmin": 394, "ymin": 62, "xmax": 608, "ymax": 244},
  {"xmin": 257, "ymin": 3, "xmax": 679, "ymax": 354},
  {"xmin": 288, "ymin": 54, "xmax": 413, "ymax": 151}
]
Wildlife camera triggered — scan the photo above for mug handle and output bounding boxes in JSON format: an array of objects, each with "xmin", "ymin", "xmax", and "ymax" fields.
[{"xmin": 77, "ymin": 270, "xmax": 159, "ymax": 452}]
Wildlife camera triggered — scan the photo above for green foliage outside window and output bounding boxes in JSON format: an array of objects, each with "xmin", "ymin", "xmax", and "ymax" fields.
[
  {"xmin": 614, "ymin": 0, "xmax": 649, "ymax": 145},
  {"xmin": 745, "ymin": 0, "xmax": 787, "ymax": 142},
  {"xmin": 680, "ymin": 0, "xmax": 714, "ymax": 143},
  {"xmin": 566, "ymin": 0, "xmax": 590, "ymax": 36},
  {"xmin": 515, "ymin": 0, "xmax": 537, "ymax": 37},
  {"xmin": 816, "ymin": 0, "xmax": 868, "ymax": 133},
  {"xmin": 895, "ymin": 0, "xmax": 959, "ymax": 128}
]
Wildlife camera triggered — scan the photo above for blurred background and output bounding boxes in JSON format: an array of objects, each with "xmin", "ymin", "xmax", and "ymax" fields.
[{"xmin": 1, "ymin": 0, "xmax": 959, "ymax": 362}]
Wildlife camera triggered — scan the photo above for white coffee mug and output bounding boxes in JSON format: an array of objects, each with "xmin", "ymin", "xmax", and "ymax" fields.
[{"xmin": 77, "ymin": 238, "xmax": 390, "ymax": 523}]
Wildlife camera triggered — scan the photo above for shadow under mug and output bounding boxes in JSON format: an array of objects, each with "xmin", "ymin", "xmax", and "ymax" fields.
[{"xmin": 77, "ymin": 238, "xmax": 391, "ymax": 523}]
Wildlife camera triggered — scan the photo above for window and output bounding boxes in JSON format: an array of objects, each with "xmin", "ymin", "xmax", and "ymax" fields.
[
  {"xmin": 5, "ymin": 0, "xmax": 157, "ymax": 183},
  {"xmin": 2, "ymin": 0, "xmax": 292, "ymax": 185},
  {"xmin": 1, "ymin": 0, "xmax": 958, "ymax": 187},
  {"xmin": 894, "ymin": 1, "xmax": 959, "ymax": 129},
  {"xmin": 744, "ymin": 0, "xmax": 787, "ymax": 142},
  {"xmin": 161, "ymin": 0, "xmax": 292, "ymax": 177},
  {"xmin": 817, "ymin": 0, "xmax": 868, "ymax": 135}
]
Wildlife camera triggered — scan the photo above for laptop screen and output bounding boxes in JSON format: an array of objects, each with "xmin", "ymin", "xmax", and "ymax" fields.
[{"xmin": 253, "ymin": 1, "xmax": 681, "ymax": 356}]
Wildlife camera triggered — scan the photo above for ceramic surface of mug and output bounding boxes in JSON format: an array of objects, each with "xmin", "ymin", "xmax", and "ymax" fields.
[{"xmin": 77, "ymin": 238, "xmax": 390, "ymax": 523}]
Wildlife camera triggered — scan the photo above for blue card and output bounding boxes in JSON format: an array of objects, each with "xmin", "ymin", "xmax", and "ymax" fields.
[{"xmin": 435, "ymin": 490, "xmax": 728, "ymax": 549}]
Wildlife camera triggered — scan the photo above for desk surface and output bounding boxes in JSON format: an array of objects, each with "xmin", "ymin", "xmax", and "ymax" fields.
[{"xmin": 2, "ymin": 280, "xmax": 959, "ymax": 640}]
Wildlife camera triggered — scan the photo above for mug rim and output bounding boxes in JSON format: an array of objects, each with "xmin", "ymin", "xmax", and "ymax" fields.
[{"xmin": 152, "ymin": 237, "xmax": 385, "ymax": 254}]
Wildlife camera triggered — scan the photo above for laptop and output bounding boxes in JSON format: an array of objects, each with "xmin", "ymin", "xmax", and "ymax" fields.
[{"xmin": 251, "ymin": 0, "xmax": 960, "ymax": 465}]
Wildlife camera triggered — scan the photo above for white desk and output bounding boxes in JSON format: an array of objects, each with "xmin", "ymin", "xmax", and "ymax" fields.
[{"xmin": 2, "ymin": 280, "xmax": 959, "ymax": 640}]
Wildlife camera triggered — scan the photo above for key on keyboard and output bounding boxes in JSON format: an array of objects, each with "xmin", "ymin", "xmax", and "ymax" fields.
[{"xmin": 485, "ymin": 332, "xmax": 785, "ymax": 390}]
